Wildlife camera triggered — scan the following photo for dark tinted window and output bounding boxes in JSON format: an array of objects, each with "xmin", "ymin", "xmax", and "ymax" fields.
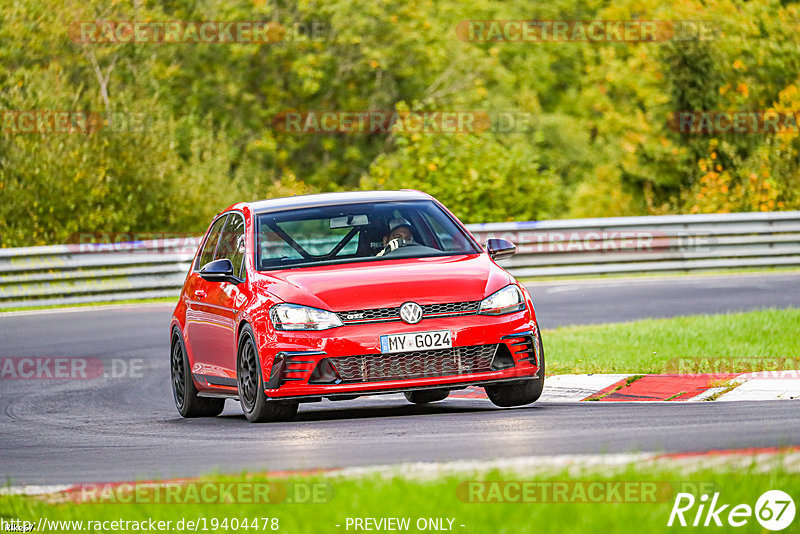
[
  {"xmin": 215, "ymin": 213, "xmax": 246, "ymax": 279},
  {"xmin": 196, "ymin": 214, "xmax": 228, "ymax": 270}
]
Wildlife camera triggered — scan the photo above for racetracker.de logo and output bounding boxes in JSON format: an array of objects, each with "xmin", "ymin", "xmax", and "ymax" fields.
[
  {"xmin": 664, "ymin": 356, "xmax": 800, "ymax": 378},
  {"xmin": 65, "ymin": 232, "xmax": 202, "ymax": 255},
  {"xmin": 468, "ymin": 229, "xmax": 713, "ymax": 254},
  {"xmin": 456, "ymin": 20, "xmax": 717, "ymax": 42},
  {"xmin": 668, "ymin": 111, "xmax": 800, "ymax": 134},
  {"xmin": 0, "ymin": 357, "xmax": 143, "ymax": 380},
  {"xmin": 272, "ymin": 110, "xmax": 543, "ymax": 134},
  {"xmin": 458, "ymin": 481, "xmax": 715, "ymax": 503},
  {"xmin": 1, "ymin": 111, "xmax": 147, "ymax": 134},
  {"xmin": 69, "ymin": 21, "xmax": 331, "ymax": 44},
  {"xmin": 72, "ymin": 481, "xmax": 332, "ymax": 504}
]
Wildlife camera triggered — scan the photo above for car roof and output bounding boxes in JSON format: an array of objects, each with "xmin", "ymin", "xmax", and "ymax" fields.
[{"xmin": 246, "ymin": 190, "xmax": 433, "ymax": 214}]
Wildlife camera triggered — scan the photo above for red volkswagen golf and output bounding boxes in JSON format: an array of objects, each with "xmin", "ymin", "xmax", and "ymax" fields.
[{"xmin": 170, "ymin": 190, "xmax": 544, "ymax": 422}]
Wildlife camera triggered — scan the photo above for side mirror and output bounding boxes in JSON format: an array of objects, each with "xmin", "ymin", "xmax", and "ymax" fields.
[
  {"xmin": 486, "ymin": 238, "xmax": 516, "ymax": 260},
  {"xmin": 199, "ymin": 258, "xmax": 239, "ymax": 284}
]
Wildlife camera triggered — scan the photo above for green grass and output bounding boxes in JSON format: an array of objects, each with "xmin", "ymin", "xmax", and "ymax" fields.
[
  {"xmin": 544, "ymin": 307, "xmax": 800, "ymax": 375},
  {"xmin": 2, "ymin": 461, "xmax": 797, "ymax": 533}
]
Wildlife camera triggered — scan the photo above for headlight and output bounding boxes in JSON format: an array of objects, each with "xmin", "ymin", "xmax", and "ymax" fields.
[
  {"xmin": 478, "ymin": 285, "xmax": 525, "ymax": 315},
  {"xmin": 269, "ymin": 303, "xmax": 343, "ymax": 330}
]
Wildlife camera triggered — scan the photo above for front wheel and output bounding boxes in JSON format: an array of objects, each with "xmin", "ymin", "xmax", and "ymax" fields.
[
  {"xmin": 237, "ymin": 324, "xmax": 298, "ymax": 423},
  {"xmin": 171, "ymin": 330, "xmax": 225, "ymax": 418},
  {"xmin": 485, "ymin": 334, "xmax": 545, "ymax": 408}
]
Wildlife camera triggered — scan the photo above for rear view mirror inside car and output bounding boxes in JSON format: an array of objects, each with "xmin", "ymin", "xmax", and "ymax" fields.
[{"xmin": 330, "ymin": 214, "xmax": 369, "ymax": 229}]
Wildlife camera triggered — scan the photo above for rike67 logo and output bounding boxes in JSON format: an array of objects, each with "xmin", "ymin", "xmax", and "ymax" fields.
[{"xmin": 668, "ymin": 490, "xmax": 795, "ymax": 530}]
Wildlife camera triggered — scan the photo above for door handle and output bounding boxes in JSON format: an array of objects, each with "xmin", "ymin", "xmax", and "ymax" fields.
[{"xmin": 194, "ymin": 289, "xmax": 207, "ymax": 298}]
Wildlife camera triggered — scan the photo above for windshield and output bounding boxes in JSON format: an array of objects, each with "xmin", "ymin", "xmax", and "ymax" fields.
[{"xmin": 255, "ymin": 200, "xmax": 480, "ymax": 270}]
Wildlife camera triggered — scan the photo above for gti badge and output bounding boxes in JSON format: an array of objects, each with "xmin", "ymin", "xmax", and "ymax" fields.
[{"xmin": 400, "ymin": 302, "xmax": 423, "ymax": 324}]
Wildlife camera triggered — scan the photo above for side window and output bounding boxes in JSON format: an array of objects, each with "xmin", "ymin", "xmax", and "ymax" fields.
[
  {"xmin": 196, "ymin": 215, "xmax": 228, "ymax": 270},
  {"xmin": 215, "ymin": 213, "xmax": 246, "ymax": 279}
]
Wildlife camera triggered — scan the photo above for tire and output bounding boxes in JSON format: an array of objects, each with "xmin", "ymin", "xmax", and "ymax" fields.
[
  {"xmin": 404, "ymin": 388, "xmax": 450, "ymax": 404},
  {"xmin": 171, "ymin": 330, "xmax": 225, "ymax": 418},
  {"xmin": 237, "ymin": 324, "xmax": 299, "ymax": 423},
  {"xmin": 485, "ymin": 334, "xmax": 545, "ymax": 408}
]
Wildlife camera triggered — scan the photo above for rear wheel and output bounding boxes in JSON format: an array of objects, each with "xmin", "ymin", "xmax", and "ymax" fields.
[
  {"xmin": 237, "ymin": 324, "xmax": 298, "ymax": 423},
  {"xmin": 485, "ymin": 334, "xmax": 545, "ymax": 408},
  {"xmin": 171, "ymin": 330, "xmax": 225, "ymax": 417},
  {"xmin": 404, "ymin": 388, "xmax": 450, "ymax": 404}
]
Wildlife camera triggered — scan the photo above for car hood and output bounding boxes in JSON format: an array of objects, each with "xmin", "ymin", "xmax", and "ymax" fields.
[{"xmin": 253, "ymin": 254, "xmax": 514, "ymax": 311}]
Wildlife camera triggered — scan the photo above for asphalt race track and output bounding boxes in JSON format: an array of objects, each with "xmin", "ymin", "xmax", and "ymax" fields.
[
  {"xmin": 1, "ymin": 272, "xmax": 799, "ymax": 484},
  {"xmin": 527, "ymin": 271, "xmax": 800, "ymax": 328}
]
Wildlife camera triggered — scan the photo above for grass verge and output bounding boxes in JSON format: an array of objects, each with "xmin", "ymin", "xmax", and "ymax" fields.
[
  {"xmin": 1, "ymin": 460, "xmax": 797, "ymax": 533},
  {"xmin": 544, "ymin": 307, "xmax": 800, "ymax": 375}
]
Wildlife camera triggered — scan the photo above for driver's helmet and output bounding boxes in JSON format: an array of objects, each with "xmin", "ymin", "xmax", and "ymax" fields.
[
  {"xmin": 376, "ymin": 218, "xmax": 414, "ymax": 256},
  {"xmin": 387, "ymin": 217, "xmax": 412, "ymax": 236}
]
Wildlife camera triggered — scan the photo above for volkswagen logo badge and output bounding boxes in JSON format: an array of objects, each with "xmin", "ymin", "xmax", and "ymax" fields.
[{"xmin": 399, "ymin": 302, "xmax": 423, "ymax": 324}]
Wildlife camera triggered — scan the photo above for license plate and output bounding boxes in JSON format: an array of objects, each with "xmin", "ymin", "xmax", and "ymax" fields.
[{"xmin": 380, "ymin": 330, "xmax": 452, "ymax": 354}]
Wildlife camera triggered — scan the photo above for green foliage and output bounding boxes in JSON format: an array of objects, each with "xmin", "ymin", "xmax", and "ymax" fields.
[
  {"xmin": 2, "ymin": 0, "xmax": 800, "ymax": 246},
  {"xmin": 361, "ymin": 104, "xmax": 562, "ymax": 223}
]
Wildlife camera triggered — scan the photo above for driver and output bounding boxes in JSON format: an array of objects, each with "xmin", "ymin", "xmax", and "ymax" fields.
[{"xmin": 376, "ymin": 218, "xmax": 414, "ymax": 257}]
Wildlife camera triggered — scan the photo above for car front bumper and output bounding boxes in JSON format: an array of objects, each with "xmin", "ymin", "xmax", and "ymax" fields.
[{"xmin": 259, "ymin": 311, "xmax": 541, "ymax": 400}]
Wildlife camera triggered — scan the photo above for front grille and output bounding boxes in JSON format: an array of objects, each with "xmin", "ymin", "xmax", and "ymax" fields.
[
  {"xmin": 423, "ymin": 301, "xmax": 481, "ymax": 315},
  {"xmin": 329, "ymin": 344, "xmax": 498, "ymax": 383},
  {"xmin": 337, "ymin": 301, "xmax": 481, "ymax": 324},
  {"xmin": 339, "ymin": 307, "xmax": 398, "ymax": 321}
]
